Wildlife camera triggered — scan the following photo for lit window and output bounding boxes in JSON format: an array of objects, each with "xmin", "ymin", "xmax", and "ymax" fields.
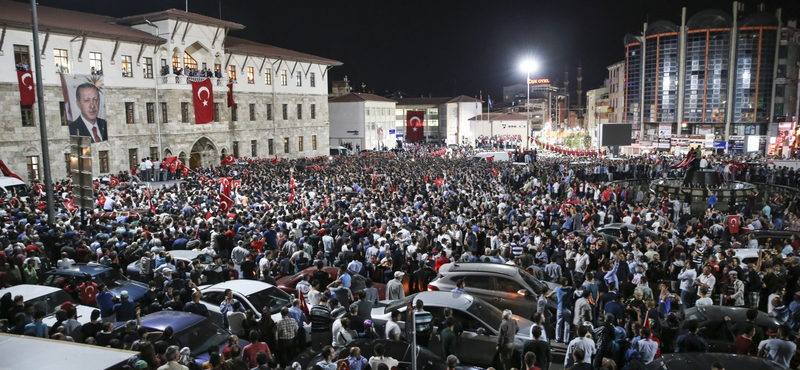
[{"xmin": 121, "ymin": 55, "xmax": 133, "ymax": 77}]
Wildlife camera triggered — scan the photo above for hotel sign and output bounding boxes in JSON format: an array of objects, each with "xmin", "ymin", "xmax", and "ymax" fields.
[{"xmin": 527, "ymin": 78, "xmax": 551, "ymax": 85}]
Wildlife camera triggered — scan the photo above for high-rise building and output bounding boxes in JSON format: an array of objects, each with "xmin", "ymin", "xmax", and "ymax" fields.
[
  {"xmin": 607, "ymin": 61, "xmax": 626, "ymax": 123},
  {"xmin": 621, "ymin": 3, "xmax": 799, "ymax": 155}
]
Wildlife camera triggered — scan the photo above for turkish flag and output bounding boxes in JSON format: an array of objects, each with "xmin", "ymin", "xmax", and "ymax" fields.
[
  {"xmin": 434, "ymin": 178, "xmax": 444, "ymax": 186},
  {"xmin": 17, "ymin": 70, "xmax": 35, "ymax": 105},
  {"xmin": 33, "ymin": 183, "xmax": 45, "ymax": 196},
  {"xmin": 182, "ymin": 166, "xmax": 190, "ymax": 177},
  {"xmin": 492, "ymin": 168, "xmax": 498, "ymax": 177},
  {"xmin": 219, "ymin": 194, "xmax": 233, "ymax": 212},
  {"xmin": 62, "ymin": 198, "xmax": 76, "ymax": 212},
  {"xmin": 406, "ymin": 111, "xmax": 424, "ymax": 142},
  {"xmin": 0, "ymin": 159, "xmax": 22, "ymax": 181},
  {"xmin": 199, "ymin": 176, "xmax": 207, "ymax": 184},
  {"xmin": 486, "ymin": 155, "xmax": 495, "ymax": 162},
  {"xmin": 226, "ymin": 83, "xmax": 235, "ymax": 108},
  {"xmin": 219, "ymin": 177, "xmax": 232, "ymax": 196},
  {"xmin": 191, "ymin": 78, "xmax": 214, "ymax": 124},
  {"xmin": 109, "ymin": 175, "xmax": 119, "ymax": 187},
  {"xmin": 232, "ymin": 179, "xmax": 241, "ymax": 189},
  {"xmin": 207, "ymin": 178, "xmax": 215, "ymax": 187},
  {"xmin": 220, "ymin": 155, "xmax": 235, "ymax": 166},
  {"xmin": 97, "ymin": 193, "xmax": 106, "ymax": 207},
  {"xmin": 727, "ymin": 215, "xmax": 741, "ymax": 234}
]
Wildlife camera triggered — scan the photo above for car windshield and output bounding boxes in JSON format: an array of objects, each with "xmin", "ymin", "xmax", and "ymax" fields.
[
  {"xmin": 28, "ymin": 290, "xmax": 74, "ymax": 316},
  {"xmin": 246, "ymin": 287, "xmax": 292, "ymax": 315},
  {"xmin": 175, "ymin": 319, "xmax": 230, "ymax": 356},
  {"xmin": 519, "ymin": 270, "xmax": 545, "ymax": 294},
  {"xmin": 384, "ymin": 295, "xmax": 415, "ymax": 314},
  {"xmin": 683, "ymin": 308, "xmax": 707, "ymax": 323},
  {"xmin": 94, "ymin": 269, "xmax": 130, "ymax": 289},
  {"xmin": 465, "ymin": 297, "xmax": 502, "ymax": 329}
]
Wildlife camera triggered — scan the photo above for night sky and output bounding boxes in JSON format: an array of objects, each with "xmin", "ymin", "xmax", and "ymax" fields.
[{"xmin": 32, "ymin": 0, "xmax": 800, "ymax": 101}]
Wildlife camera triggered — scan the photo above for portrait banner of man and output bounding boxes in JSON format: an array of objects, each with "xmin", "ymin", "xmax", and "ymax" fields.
[{"xmin": 61, "ymin": 74, "xmax": 107, "ymax": 143}]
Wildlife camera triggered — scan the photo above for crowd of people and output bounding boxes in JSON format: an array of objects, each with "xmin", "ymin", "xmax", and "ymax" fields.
[
  {"xmin": 1, "ymin": 143, "xmax": 800, "ymax": 370},
  {"xmin": 475, "ymin": 135, "xmax": 524, "ymax": 150}
]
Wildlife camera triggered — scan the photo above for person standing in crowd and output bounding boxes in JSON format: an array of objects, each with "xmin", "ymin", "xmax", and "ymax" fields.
[{"xmin": 497, "ymin": 309, "xmax": 518, "ymax": 370}]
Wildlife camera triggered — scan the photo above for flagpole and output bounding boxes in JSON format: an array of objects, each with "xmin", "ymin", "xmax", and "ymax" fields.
[{"xmin": 30, "ymin": 0, "xmax": 55, "ymax": 224}]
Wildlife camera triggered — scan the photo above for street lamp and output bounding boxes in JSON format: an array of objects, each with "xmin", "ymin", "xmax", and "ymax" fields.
[{"xmin": 521, "ymin": 60, "xmax": 538, "ymax": 148}]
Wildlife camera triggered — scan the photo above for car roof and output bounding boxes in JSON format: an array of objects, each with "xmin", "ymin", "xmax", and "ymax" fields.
[
  {"xmin": 199, "ymin": 280, "xmax": 278, "ymax": 295},
  {"xmin": 438, "ymin": 262, "xmax": 518, "ymax": 277},
  {"xmin": 0, "ymin": 284, "xmax": 63, "ymax": 300},
  {"xmin": 139, "ymin": 311, "xmax": 206, "ymax": 331},
  {"xmin": 169, "ymin": 250, "xmax": 202, "ymax": 260},
  {"xmin": 0, "ymin": 176, "xmax": 26, "ymax": 187},
  {"xmin": 687, "ymin": 306, "xmax": 779, "ymax": 327},
  {"xmin": 46, "ymin": 263, "xmax": 111, "ymax": 277},
  {"xmin": 408, "ymin": 291, "xmax": 475, "ymax": 312},
  {"xmin": 648, "ymin": 353, "xmax": 784, "ymax": 370}
]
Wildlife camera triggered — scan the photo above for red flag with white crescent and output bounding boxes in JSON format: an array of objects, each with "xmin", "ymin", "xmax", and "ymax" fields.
[
  {"xmin": 226, "ymin": 83, "xmax": 236, "ymax": 108},
  {"xmin": 199, "ymin": 176, "xmax": 207, "ymax": 184},
  {"xmin": 434, "ymin": 178, "xmax": 444, "ymax": 186},
  {"xmin": 727, "ymin": 215, "xmax": 741, "ymax": 234},
  {"xmin": 406, "ymin": 111, "xmax": 424, "ymax": 142},
  {"xmin": 492, "ymin": 168, "xmax": 498, "ymax": 177},
  {"xmin": 219, "ymin": 177, "xmax": 232, "ymax": 196},
  {"xmin": 33, "ymin": 183, "xmax": 45, "ymax": 196},
  {"xmin": 191, "ymin": 78, "xmax": 214, "ymax": 124},
  {"xmin": 109, "ymin": 175, "xmax": 119, "ymax": 187},
  {"xmin": 232, "ymin": 179, "xmax": 241, "ymax": 189},
  {"xmin": 97, "ymin": 193, "xmax": 106, "ymax": 207},
  {"xmin": 219, "ymin": 194, "xmax": 233, "ymax": 212},
  {"xmin": 220, "ymin": 155, "xmax": 235, "ymax": 166},
  {"xmin": 324, "ymin": 195, "xmax": 329, "ymax": 208},
  {"xmin": 17, "ymin": 70, "xmax": 35, "ymax": 106},
  {"xmin": 182, "ymin": 166, "xmax": 190, "ymax": 177}
]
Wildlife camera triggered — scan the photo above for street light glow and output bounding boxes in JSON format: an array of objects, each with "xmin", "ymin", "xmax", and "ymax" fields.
[{"xmin": 520, "ymin": 60, "xmax": 538, "ymax": 73}]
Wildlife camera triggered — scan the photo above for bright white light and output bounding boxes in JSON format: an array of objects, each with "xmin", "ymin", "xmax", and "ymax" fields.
[{"xmin": 520, "ymin": 60, "xmax": 538, "ymax": 73}]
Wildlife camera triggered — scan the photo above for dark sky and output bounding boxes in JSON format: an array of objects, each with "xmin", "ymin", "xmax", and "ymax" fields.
[{"xmin": 34, "ymin": 0, "xmax": 800, "ymax": 101}]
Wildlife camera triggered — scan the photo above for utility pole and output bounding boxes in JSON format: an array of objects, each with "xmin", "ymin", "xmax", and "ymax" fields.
[{"xmin": 30, "ymin": 0, "xmax": 54, "ymax": 224}]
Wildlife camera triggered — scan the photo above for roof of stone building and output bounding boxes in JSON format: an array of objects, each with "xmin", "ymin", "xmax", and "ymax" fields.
[
  {"xmin": 0, "ymin": 0, "xmax": 165, "ymax": 44},
  {"xmin": 329, "ymin": 93, "xmax": 396, "ymax": 103},
  {"xmin": 447, "ymin": 95, "xmax": 481, "ymax": 104},
  {"xmin": 394, "ymin": 97, "xmax": 453, "ymax": 106},
  {"xmin": 224, "ymin": 37, "xmax": 342, "ymax": 66},
  {"xmin": 116, "ymin": 8, "xmax": 245, "ymax": 30}
]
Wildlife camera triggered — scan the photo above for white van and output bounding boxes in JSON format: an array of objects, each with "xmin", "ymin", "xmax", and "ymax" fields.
[
  {"xmin": 0, "ymin": 176, "xmax": 27, "ymax": 199},
  {"xmin": 471, "ymin": 151, "xmax": 511, "ymax": 162},
  {"xmin": 329, "ymin": 146, "xmax": 351, "ymax": 156}
]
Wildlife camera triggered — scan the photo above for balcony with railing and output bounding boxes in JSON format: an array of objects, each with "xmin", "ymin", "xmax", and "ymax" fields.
[{"xmin": 158, "ymin": 74, "xmax": 229, "ymax": 86}]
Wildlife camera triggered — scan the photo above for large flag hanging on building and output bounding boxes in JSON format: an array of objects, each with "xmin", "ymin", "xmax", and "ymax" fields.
[
  {"xmin": 191, "ymin": 78, "xmax": 214, "ymax": 124},
  {"xmin": 17, "ymin": 70, "xmax": 35, "ymax": 105},
  {"xmin": 226, "ymin": 83, "xmax": 236, "ymax": 108},
  {"xmin": 406, "ymin": 111, "xmax": 424, "ymax": 142}
]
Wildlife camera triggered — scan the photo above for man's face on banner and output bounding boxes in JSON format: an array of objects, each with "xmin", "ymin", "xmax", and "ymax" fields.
[{"xmin": 77, "ymin": 86, "xmax": 99, "ymax": 123}]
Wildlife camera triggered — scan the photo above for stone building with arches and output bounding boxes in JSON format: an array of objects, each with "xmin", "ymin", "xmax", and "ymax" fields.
[{"xmin": 0, "ymin": 1, "xmax": 340, "ymax": 181}]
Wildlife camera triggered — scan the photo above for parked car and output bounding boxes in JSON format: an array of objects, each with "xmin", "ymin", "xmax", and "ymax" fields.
[
  {"xmin": 594, "ymin": 223, "xmax": 658, "ymax": 244},
  {"xmin": 427, "ymin": 262, "xmax": 559, "ymax": 321},
  {"xmin": 733, "ymin": 249, "xmax": 786, "ymax": 270},
  {"xmin": 0, "ymin": 284, "xmax": 95, "ymax": 327},
  {"xmin": 368, "ymin": 291, "xmax": 533, "ymax": 367},
  {"xmin": 197, "ymin": 280, "xmax": 310, "ymax": 342},
  {"xmin": 275, "ymin": 266, "xmax": 386, "ymax": 300},
  {"xmin": 43, "ymin": 263, "xmax": 149, "ymax": 304},
  {"xmin": 294, "ymin": 339, "xmax": 482, "ymax": 370},
  {"xmin": 645, "ymin": 353, "xmax": 784, "ymax": 370},
  {"xmin": 133, "ymin": 310, "xmax": 247, "ymax": 367},
  {"xmin": 736, "ymin": 230, "xmax": 800, "ymax": 247},
  {"xmin": 682, "ymin": 306, "xmax": 779, "ymax": 353},
  {"xmin": 125, "ymin": 250, "xmax": 221, "ymax": 283}
]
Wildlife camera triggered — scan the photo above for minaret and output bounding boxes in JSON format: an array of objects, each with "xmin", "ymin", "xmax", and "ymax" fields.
[
  {"xmin": 563, "ymin": 66, "xmax": 569, "ymax": 128},
  {"xmin": 577, "ymin": 61, "xmax": 583, "ymax": 125}
]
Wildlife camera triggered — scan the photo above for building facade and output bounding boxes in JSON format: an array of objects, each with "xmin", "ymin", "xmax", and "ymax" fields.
[
  {"xmin": 586, "ymin": 86, "xmax": 610, "ymax": 139},
  {"xmin": 393, "ymin": 96, "xmax": 481, "ymax": 145},
  {"xmin": 467, "ymin": 113, "xmax": 535, "ymax": 146},
  {"xmin": 328, "ymin": 93, "xmax": 396, "ymax": 151},
  {"xmin": 621, "ymin": 4, "xmax": 799, "ymax": 155},
  {"xmin": 606, "ymin": 61, "xmax": 625, "ymax": 123},
  {"xmin": 0, "ymin": 1, "xmax": 340, "ymax": 181}
]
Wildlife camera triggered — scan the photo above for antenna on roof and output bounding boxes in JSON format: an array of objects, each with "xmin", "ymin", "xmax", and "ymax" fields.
[{"xmin": 186, "ymin": 0, "xmax": 188, "ymax": 12}]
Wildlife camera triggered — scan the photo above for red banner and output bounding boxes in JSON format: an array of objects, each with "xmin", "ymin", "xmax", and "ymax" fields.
[
  {"xmin": 226, "ymin": 83, "xmax": 235, "ymax": 108},
  {"xmin": 0, "ymin": 159, "xmax": 22, "ymax": 181},
  {"xmin": 182, "ymin": 166, "xmax": 190, "ymax": 177},
  {"xmin": 191, "ymin": 78, "xmax": 214, "ymax": 124},
  {"xmin": 17, "ymin": 70, "xmax": 35, "ymax": 106},
  {"xmin": 406, "ymin": 111, "xmax": 424, "ymax": 142},
  {"xmin": 219, "ymin": 177, "xmax": 232, "ymax": 196},
  {"xmin": 219, "ymin": 194, "xmax": 233, "ymax": 212},
  {"xmin": 728, "ymin": 215, "xmax": 741, "ymax": 234},
  {"xmin": 231, "ymin": 180, "xmax": 241, "ymax": 189},
  {"xmin": 109, "ymin": 175, "xmax": 119, "ymax": 187},
  {"xmin": 220, "ymin": 155, "xmax": 235, "ymax": 166}
]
